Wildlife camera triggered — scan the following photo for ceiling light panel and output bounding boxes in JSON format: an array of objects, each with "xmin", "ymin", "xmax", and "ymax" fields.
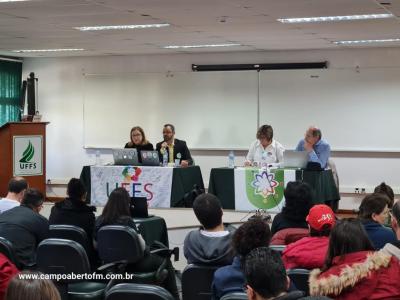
[{"xmin": 278, "ymin": 14, "xmax": 393, "ymax": 23}]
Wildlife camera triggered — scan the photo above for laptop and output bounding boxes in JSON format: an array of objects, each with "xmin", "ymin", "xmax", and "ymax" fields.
[
  {"xmin": 283, "ymin": 150, "xmax": 309, "ymax": 169},
  {"xmin": 112, "ymin": 148, "xmax": 139, "ymax": 166},
  {"xmin": 141, "ymin": 150, "xmax": 161, "ymax": 166},
  {"xmin": 130, "ymin": 197, "xmax": 149, "ymax": 218}
]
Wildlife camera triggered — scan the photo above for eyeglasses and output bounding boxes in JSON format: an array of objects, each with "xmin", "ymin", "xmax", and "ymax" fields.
[{"xmin": 132, "ymin": 133, "xmax": 142, "ymax": 137}]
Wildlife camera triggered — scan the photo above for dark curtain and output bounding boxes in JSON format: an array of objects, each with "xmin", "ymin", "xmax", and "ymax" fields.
[{"xmin": 0, "ymin": 60, "xmax": 22, "ymax": 126}]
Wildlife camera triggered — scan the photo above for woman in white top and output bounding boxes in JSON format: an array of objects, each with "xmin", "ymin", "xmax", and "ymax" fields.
[{"xmin": 244, "ymin": 124, "xmax": 285, "ymax": 167}]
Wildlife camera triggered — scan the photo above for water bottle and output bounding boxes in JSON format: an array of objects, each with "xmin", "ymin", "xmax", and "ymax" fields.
[
  {"xmin": 228, "ymin": 150, "xmax": 235, "ymax": 168},
  {"xmin": 95, "ymin": 150, "xmax": 101, "ymax": 166},
  {"xmin": 162, "ymin": 150, "xmax": 168, "ymax": 167},
  {"xmin": 261, "ymin": 150, "xmax": 267, "ymax": 167}
]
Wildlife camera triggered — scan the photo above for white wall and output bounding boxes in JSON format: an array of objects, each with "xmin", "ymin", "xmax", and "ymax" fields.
[{"xmin": 23, "ymin": 48, "xmax": 400, "ymax": 210}]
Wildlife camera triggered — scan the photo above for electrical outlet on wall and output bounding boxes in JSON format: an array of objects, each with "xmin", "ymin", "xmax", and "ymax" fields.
[
  {"xmin": 354, "ymin": 188, "xmax": 360, "ymax": 194},
  {"xmin": 361, "ymin": 188, "xmax": 366, "ymax": 194}
]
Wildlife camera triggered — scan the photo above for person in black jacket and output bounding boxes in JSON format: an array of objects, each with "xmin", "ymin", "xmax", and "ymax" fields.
[
  {"xmin": 0, "ymin": 188, "xmax": 48, "ymax": 268},
  {"xmin": 49, "ymin": 178, "xmax": 97, "ymax": 268},
  {"xmin": 156, "ymin": 123, "xmax": 193, "ymax": 167},
  {"xmin": 124, "ymin": 126, "xmax": 154, "ymax": 163}
]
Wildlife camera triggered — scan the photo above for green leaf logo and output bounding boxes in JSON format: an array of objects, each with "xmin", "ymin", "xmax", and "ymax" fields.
[{"xmin": 19, "ymin": 141, "xmax": 35, "ymax": 163}]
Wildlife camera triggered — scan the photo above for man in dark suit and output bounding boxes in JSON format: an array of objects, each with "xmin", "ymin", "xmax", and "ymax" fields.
[{"xmin": 156, "ymin": 124, "xmax": 193, "ymax": 167}]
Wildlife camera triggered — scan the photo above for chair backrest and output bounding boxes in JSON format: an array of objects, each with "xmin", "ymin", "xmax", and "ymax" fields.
[
  {"xmin": 105, "ymin": 283, "xmax": 174, "ymax": 300},
  {"xmin": 36, "ymin": 238, "xmax": 91, "ymax": 283},
  {"xmin": 287, "ymin": 268, "xmax": 311, "ymax": 296},
  {"xmin": 220, "ymin": 292, "xmax": 248, "ymax": 300},
  {"xmin": 97, "ymin": 225, "xmax": 144, "ymax": 264},
  {"xmin": 181, "ymin": 264, "xmax": 219, "ymax": 300},
  {"xmin": 0, "ymin": 236, "xmax": 21, "ymax": 269},
  {"xmin": 49, "ymin": 224, "xmax": 91, "ymax": 254}
]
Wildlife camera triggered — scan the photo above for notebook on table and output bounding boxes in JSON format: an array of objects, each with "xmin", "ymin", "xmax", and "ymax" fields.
[
  {"xmin": 130, "ymin": 197, "xmax": 149, "ymax": 218},
  {"xmin": 141, "ymin": 150, "xmax": 160, "ymax": 166},
  {"xmin": 283, "ymin": 150, "xmax": 308, "ymax": 169},
  {"xmin": 112, "ymin": 148, "xmax": 140, "ymax": 166}
]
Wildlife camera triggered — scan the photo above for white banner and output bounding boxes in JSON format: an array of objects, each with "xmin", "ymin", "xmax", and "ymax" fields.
[
  {"xmin": 90, "ymin": 166, "xmax": 173, "ymax": 207},
  {"xmin": 234, "ymin": 167, "xmax": 296, "ymax": 213}
]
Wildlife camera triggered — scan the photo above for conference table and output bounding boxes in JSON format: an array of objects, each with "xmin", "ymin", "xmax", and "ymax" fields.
[
  {"xmin": 80, "ymin": 165, "xmax": 204, "ymax": 207},
  {"xmin": 208, "ymin": 167, "xmax": 340, "ymax": 210}
]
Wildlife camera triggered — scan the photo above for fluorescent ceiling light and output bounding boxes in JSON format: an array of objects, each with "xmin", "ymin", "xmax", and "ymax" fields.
[
  {"xmin": 277, "ymin": 13, "xmax": 393, "ymax": 23},
  {"xmin": 164, "ymin": 43, "xmax": 241, "ymax": 49},
  {"xmin": 334, "ymin": 38, "xmax": 400, "ymax": 45},
  {"xmin": 75, "ymin": 24, "xmax": 170, "ymax": 31},
  {"xmin": 12, "ymin": 48, "xmax": 85, "ymax": 53},
  {"xmin": 0, "ymin": 0, "xmax": 30, "ymax": 2}
]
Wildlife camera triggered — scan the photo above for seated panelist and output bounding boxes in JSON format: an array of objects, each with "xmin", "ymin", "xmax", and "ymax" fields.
[
  {"xmin": 156, "ymin": 124, "xmax": 193, "ymax": 167},
  {"xmin": 244, "ymin": 124, "xmax": 284, "ymax": 167},
  {"xmin": 295, "ymin": 126, "xmax": 330, "ymax": 169},
  {"xmin": 125, "ymin": 126, "xmax": 154, "ymax": 163}
]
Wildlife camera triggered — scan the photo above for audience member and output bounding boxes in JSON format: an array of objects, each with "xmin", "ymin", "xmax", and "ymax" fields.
[
  {"xmin": 49, "ymin": 178, "xmax": 97, "ymax": 268},
  {"xmin": 156, "ymin": 123, "xmax": 193, "ymax": 167},
  {"xmin": 212, "ymin": 217, "xmax": 271, "ymax": 299},
  {"xmin": 380, "ymin": 201, "xmax": 400, "ymax": 260},
  {"xmin": 94, "ymin": 187, "xmax": 178, "ymax": 299},
  {"xmin": 374, "ymin": 182, "xmax": 395, "ymax": 227},
  {"xmin": 244, "ymin": 247, "xmax": 330, "ymax": 300},
  {"xmin": 374, "ymin": 182, "xmax": 395, "ymax": 208},
  {"xmin": 271, "ymin": 181, "xmax": 313, "ymax": 236},
  {"xmin": 5, "ymin": 271, "xmax": 60, "ymax": 300},
  {"xmin": 282, "ymin": 204, "xmax": 335, "ymax": 269},
  {"xmin": 0, "ymin": 177, "xmax": 27, "ymax": 214},
  {"xmin": 0, "ymin": 254, "xmax": 19, "ymax": 300},
  {"xmin": 184, "ymin": 193, "xmax": 235, "ymax": 266},
  {"xmin": 309, "ymin": 218, "xmax": 400, "ymax": 299},
  {"xmin": 124, "ymin": 126, "xmax": 154, "ymax": 163},
  {"xmin": 358, "ymin": 193, "xmax": 396, "ymax": 249},
  {"xmin": 244, "ymin": 124, "xmax": 285, "ymax": 167},
  {"xmin": 0, "ymin": 189, "xmax": 48, "ymax": 267},
  {"xmin": 296, "ymin": 126, "xmax": 330, "ymax": 169}
]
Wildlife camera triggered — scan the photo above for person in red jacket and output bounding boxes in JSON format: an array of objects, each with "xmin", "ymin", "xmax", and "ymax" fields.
[
  {"xmin": 0, "ymin": 253, "xmax": 19, "ymax": 300},
  {"xmin": 309, "ymin": 218, "xmax": 400, "ymax": 300},
  {"xmin": 282, "ymin": 204, "xmax": 335, "ymax": 270}
]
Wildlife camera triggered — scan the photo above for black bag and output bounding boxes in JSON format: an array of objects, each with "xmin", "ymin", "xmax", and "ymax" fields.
[{"xmin": 175, "ymin": 184, "xmax": 205, "ymax": 208}]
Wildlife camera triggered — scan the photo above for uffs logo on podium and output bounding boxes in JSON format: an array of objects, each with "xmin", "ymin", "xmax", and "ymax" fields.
[{"xmin": 13, "ymin": 136, "xmax": 43, "ymax": 176}]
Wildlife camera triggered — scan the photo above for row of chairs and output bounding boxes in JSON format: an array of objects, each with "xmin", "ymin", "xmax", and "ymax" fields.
[
  {"xmin": 0, "ymin": 224, "xmax": 178, "ymax": 300},
  {"xmin": 181, "ymin": 264, "xmax": 310, "ymax": 300}
]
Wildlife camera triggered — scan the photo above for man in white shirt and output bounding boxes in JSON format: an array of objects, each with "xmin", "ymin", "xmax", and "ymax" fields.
[
  {"xmin": 0, "ymin": 177, "xmax": 27, "ymax": 213},
  {"xmin": 245, "ymin": 125, "xmax": 285, "ymax": 167}
]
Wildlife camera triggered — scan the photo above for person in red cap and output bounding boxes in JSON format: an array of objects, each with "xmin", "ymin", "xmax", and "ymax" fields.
[{"xmin": 282, "ymin": 204, "xmax": 335, "ymax": 270}]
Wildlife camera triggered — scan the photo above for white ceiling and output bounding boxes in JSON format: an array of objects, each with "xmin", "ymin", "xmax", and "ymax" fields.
[{"xmin": 0, "ymin": 0, "xmax": 399, "ymax": 57}]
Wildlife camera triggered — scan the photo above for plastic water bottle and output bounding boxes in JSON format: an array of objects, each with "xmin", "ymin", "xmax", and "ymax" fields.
[
  {"xmin": 228, "ymin": 150, "xmax": 235, "ymax": 168},
  {"xmin": 261, "ymin": 151, "xmax": 267, "ymax": 167},
  {"xmin": 162, "ymin": 150, "xmax": 168, "ymax": 167},
  {"xmin": 95, "ymin": 150, "xmax": 101, "ymax": 166}
]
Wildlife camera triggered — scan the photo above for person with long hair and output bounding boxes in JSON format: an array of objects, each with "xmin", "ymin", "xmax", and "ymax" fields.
[
  {"xmin": 95, "ymin": 187, "xmax": 178, "ymax": 299},
  {"xmin": 5, "ymin": 271, "xmax": 60, "ymax": 300},
  {"xmin": 358, "ymin": 193, "xmax": 396, "ymax": 249},
  {"xmin": 49, "ymin": 178, "xmax": 97, "ymax": 268},
  {"xmin": 125, "ymin": 126, "xmax": 154, "ymax": 163},
  {"xmin": 271, "ymin": 181, "xmax": 313, "ymax": 235},
  {"xmin": 309, "ymin": 218, "xmax": 400, "ymax": 299},
  {"xmin": 282, "ymin": 204, "xmax": 335, "ymax": 269}
]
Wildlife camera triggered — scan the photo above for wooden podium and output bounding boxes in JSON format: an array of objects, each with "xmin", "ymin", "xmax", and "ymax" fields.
[{"xmin": 0, "ymin": 122, "xmax": 49, "ymax": 197}]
